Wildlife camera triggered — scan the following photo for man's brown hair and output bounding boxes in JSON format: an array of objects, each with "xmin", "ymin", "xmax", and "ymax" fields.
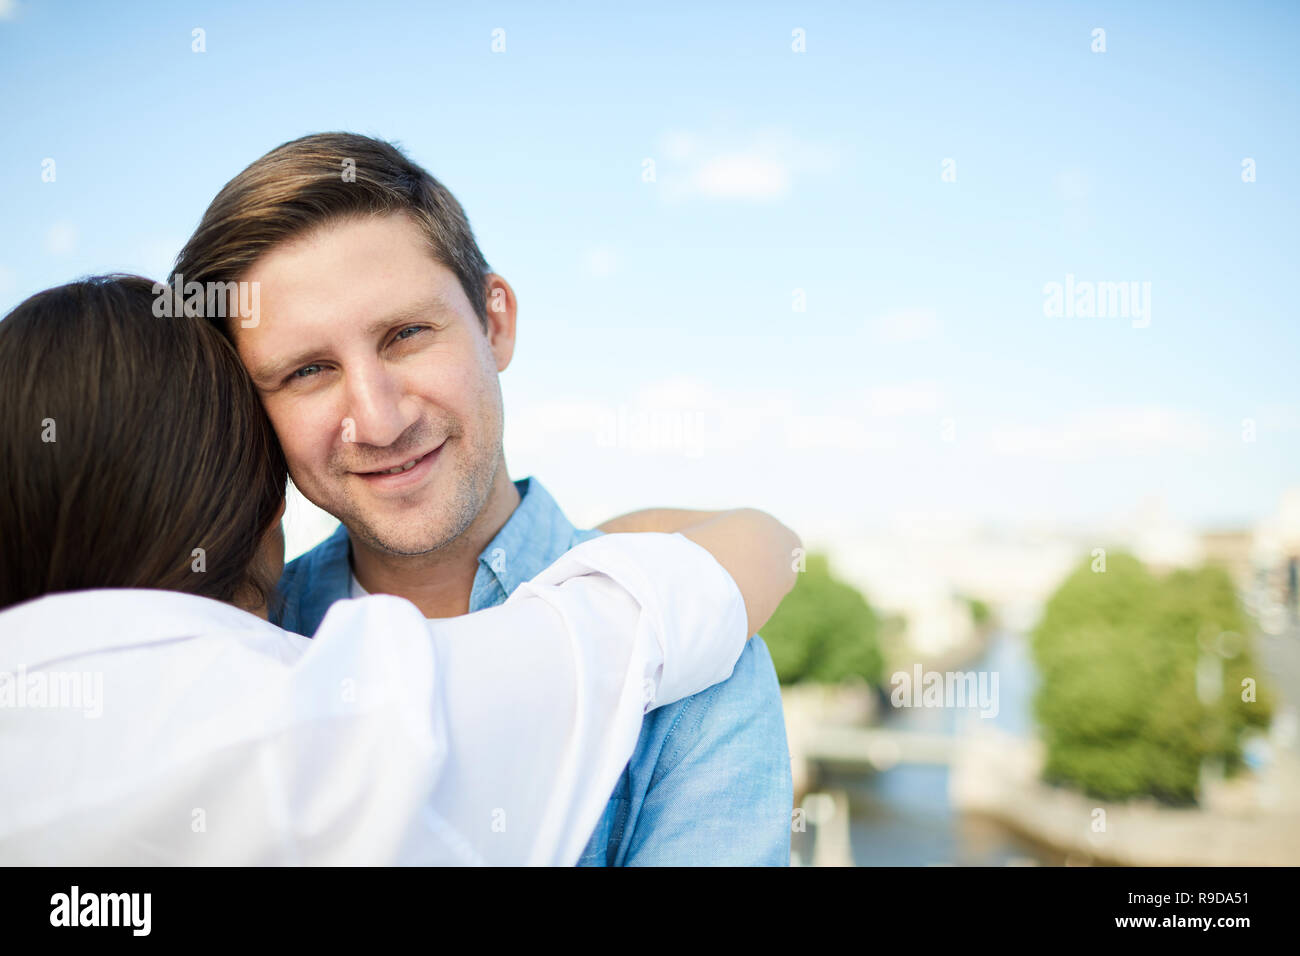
[
  {"xmin": 170, "ymin": 132, "xmax": 492, "ymax": 333},
  {"xmin": 0, "ymin": 275, "xmax": 287, "ymax": 611}
]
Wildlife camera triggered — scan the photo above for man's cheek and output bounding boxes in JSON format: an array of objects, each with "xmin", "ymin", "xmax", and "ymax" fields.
[{"xmin": 270, "ymin": 415, "xmax": 334, "ymax": 487}]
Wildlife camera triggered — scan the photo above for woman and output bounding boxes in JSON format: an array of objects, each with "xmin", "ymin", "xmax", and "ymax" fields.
[{"xmin": 0, "ymin": 276, "xmax": 800, "ymax": 865}]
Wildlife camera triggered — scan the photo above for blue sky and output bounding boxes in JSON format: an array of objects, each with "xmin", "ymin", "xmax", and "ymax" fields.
[{"xmin": 3, "ymin": 0, "xmax": 1298, "ymax": 549}]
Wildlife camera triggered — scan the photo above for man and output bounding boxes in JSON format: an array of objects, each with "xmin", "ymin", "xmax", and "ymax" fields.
[{"xmin": 170, "ymin": 132, "xmax": 793, "ymax": 865}]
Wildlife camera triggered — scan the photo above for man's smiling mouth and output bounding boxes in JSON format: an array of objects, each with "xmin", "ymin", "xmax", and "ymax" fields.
[
  {"xmin": 353, "ymin": 440, "xmax": 446, "ymax": 479},
  {"xmin": 365, "ymin": 454, "xmax": 427, "ymax": 476}
]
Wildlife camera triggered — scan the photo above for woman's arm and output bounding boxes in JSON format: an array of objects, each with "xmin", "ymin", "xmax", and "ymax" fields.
[
  {"xmin": 599, "ymin": 507, "xmax": 801, "ymax": 637},
  {"xmin": 597, "ymin": 507, "xmax": 721, "ymax": 534},
  {"xmin": 676, "ymin": 509, "xmax": 799, "ymax": 638},
  {"xmin": 300, "ymin": 519, "xmax": 797, "ymax": 866},
  {"xmin": 417, "ymin": 532, "xmax": 754, "ymax": 865}
]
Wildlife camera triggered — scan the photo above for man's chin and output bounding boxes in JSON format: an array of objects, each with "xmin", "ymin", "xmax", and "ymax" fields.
[
  {"xmin": 340, "ymin": 500, "xmax": 479, "ymax": 558},
  {"xmin": 310, "ymin": 462, "xmax": 486, "ymax": 558},
  {"xmin": 346, "ymin": 516, "xmax": 453, "ymax": 557},
  {"xmin": 369, "ymin": 540, "xmax": 444, "ymax": 557}
]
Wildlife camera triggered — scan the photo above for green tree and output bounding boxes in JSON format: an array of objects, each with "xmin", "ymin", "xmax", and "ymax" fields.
[
  {"xmin": 965, "ymin": 596, "xmax": 992, "ymax": 629},
  {"xmin": 761, "ymin": 552, "xmax": 884, "ymax": 686},
  {"xmin": 1031, "ymin": 552, "xmax": 1274, "ymax": 805}
]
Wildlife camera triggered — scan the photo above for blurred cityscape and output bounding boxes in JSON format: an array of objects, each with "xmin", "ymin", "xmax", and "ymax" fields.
[
  {"xmin": 782, "ymin": 487, "xmax": 1300, "ymax": 866},
  {"xmin": 278, "ymin": 476, "xmax": 1300, "ymax": 867}
]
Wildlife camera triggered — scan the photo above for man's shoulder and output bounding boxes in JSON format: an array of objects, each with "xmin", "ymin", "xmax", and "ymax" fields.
[
  {"xmin": 280, "ymin": 523, "xmax": 349, "ymax": 587},
  {"xmin": 568, "ymin": 525, "xmax": 604, "ymax": 546},
  {"xmin": 609, "ymin": 632, "xmax": 791, "ymax": 865},
  {"xmin": 561, "ymin": 515, "xmax": 786, "ymax": 767},
  {"xmin": 641, "ymin": 632, "xmax": 786, "ymax": 776}
]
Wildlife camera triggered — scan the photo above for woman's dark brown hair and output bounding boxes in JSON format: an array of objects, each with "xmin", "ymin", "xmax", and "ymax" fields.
[{"xmin": 0, "ymin": 275, "xmax": 287, "ymax": 611}]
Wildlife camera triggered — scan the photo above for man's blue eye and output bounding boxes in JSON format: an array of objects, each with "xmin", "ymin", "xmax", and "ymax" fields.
[
  {"xmin": 293, "ymin": 364, "xmax": 321, "ymax": 379},
  {"xmin": 396, "ymin": 326, "xmax": 424, "ymax": 341}
]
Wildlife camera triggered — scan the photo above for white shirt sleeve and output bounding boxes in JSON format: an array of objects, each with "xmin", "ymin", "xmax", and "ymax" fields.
[
  {"xmin": 308, "ymin": 530, "xmax": 748, "ymax": 866},
  {"xmin": 0, "ymin": 534, "xmax": 747, "ymax": 867},
  {"xmin": 421, "ymin": 531, "xmax": 748, "ymax": 865}
]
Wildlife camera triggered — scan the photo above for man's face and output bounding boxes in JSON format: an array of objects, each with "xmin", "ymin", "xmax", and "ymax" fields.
[{"xmin": 237, "ymin": 212, "xmax": 515, "ymax": 556}]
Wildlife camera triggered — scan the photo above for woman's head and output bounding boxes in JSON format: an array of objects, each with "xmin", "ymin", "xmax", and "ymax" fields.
[{"xmin": 0, "ymin": 275, "xmax": 288, "ymax": 612}]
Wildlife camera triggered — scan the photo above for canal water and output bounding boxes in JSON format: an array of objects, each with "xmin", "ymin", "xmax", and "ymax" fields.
[{"xmin": 793, "ymin": 631, "xmax": 1071, "ymax": 866}]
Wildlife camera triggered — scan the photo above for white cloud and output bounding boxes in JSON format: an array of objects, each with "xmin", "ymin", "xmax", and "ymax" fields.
[
  {"xmin": 867, "ymin": 307, "xmax": 942, "ymax": 343},
  {"xmin": 580, "ymin": 246, "xmax": 616, "ymax": 278},
  {"xmin": 133, "ymin": 237, "xmax": 185, "ymax": 281},
  {"xmin": 507, "ymin": 379, "xmax": 769, "ymax": 458},
  {"xmin": 692, "ymin": 154, "xmax": 790, "ymax": 200},
  {"xmin": 506, "ymin": 400, "xmax": 608, "ymax": 453},
  {"xmin": 783, "ymin": 413, "xmax": 896, "ymax": 451},
  {"xmin": 500, "ymin": 376, "xmax": 1256, "ymax": 554},
  {"xmin": 655, "ymin": 126, "xmax": 837, "ymax": 203},
  {"xmin": 44, "ymin": 222, "xmax": 78, "ymax": 255},
  {"xmin": 660, "ymin": 130, "xmax": 693, "ymax": 162},
  {"xmin": 506, "ymin": 376, "xmax": 935, "ymax": 461},
  {"xmin": 1054, "ymin": 167, "xmax": 1090, "ymax": 203},
  {"xmin": 988, "ymin": 407, "xmax": 1213, "ymax": 459},
  {"xmin": 863, "ymin": 381, "xmax": 944, "ymax": 417}
]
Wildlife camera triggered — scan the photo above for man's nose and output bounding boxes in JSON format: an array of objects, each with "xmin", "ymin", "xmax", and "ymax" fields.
[{"xmin": 342, "ymin": 359, "xmax": 417, "ymax": 449}]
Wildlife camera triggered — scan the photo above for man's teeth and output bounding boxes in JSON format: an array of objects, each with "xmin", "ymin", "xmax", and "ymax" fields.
[{"xmin": 379, "ymin": 455, "xmax": 422, "ymax": 475}]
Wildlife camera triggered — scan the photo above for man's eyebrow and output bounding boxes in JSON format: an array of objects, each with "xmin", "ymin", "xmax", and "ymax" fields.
[
  {"xmin": 249, "ymin": 348, "xmax": 320, "ymax": 387},
  {"xmin": 359, "ymin": 294, "xmax": 458, "ymax": 337},
  {"xmin": 249, "ymin": 294, "xmax": 460, "ymax": 386}
]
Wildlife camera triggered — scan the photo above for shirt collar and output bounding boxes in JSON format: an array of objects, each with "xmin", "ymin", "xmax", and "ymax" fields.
[
  {"xmin": 272, "ymin": 521, "xmax": 352, "ymax": 633},
  {"xmin": 474, "ymin": 477, "xmax": 580, "ymax": 605}
]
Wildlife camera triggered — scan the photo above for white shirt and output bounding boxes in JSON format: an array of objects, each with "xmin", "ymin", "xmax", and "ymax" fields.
[{"xmin": 0, "ymin": 532, "xmax": 747, "ymax": 865}]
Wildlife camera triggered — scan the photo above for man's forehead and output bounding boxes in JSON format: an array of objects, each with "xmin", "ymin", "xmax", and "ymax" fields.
[
  {"xmin": 248, "ymin": 256, "xmax": 465, "ymax": 329},
  {"xmin": 240, "ymin": 286, "xmax": 461, "ymax": 347},
  {"xmin": 232, "ymin": 214, "xmax": 473, "ymax": 359}
]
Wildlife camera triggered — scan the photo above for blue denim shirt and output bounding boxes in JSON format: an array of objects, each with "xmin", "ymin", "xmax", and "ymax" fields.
[{"xmin": 274, "ymin": 477, "xmax": 793, "ymax": 865}]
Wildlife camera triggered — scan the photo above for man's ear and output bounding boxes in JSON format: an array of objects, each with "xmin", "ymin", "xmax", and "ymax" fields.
[{"xmin": 482, "ymin": 273, "xmax": 517, "ymax": 372}]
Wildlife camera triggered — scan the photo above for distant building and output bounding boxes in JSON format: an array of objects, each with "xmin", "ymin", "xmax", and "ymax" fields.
[
  {"xmin": 1119, "ymin": 496, "xmax": 1204, "ymax": 573},
  {"xmin": 1249, "ymin": 488, "xmax": 1300, "ymax": 632},
  {"xmin": 1200, "ymin": 530, "xmax": 1255, "ymax": 593},
  {"xmin": 816, "ymin": 487, "xmax": 1300, "ymax": 649}
]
